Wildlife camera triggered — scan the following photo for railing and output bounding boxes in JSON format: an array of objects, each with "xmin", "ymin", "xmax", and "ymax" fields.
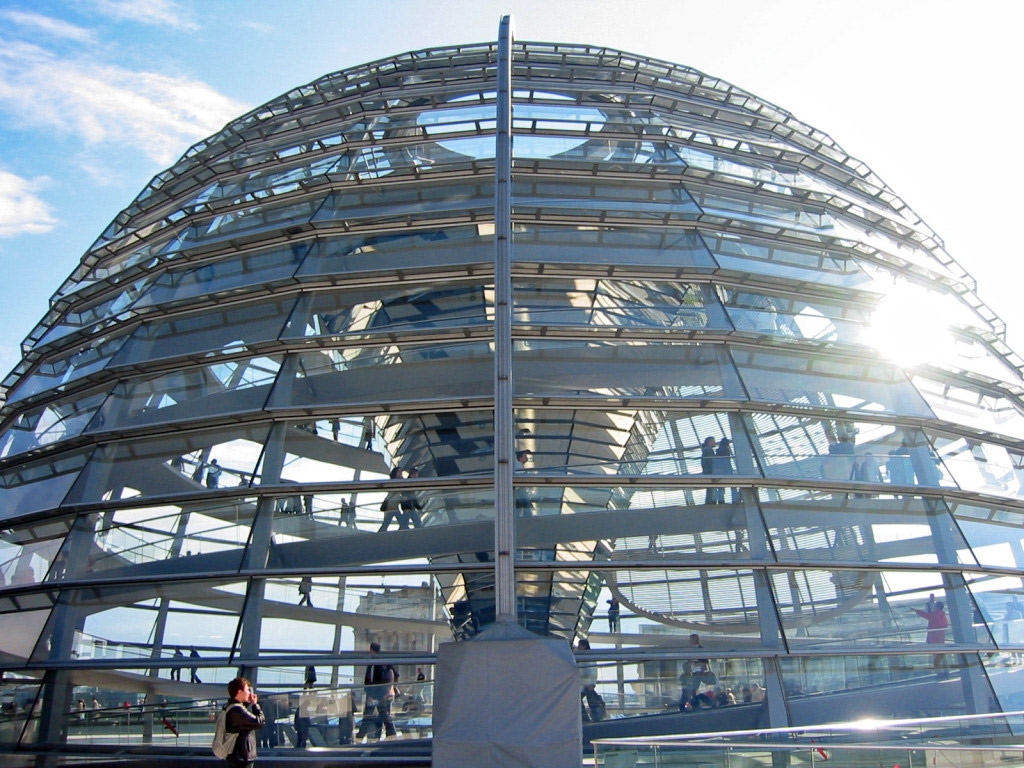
[
  {"xmin": 592, "ymin": 710, "xmax": 1024, "ymax": 767},
  {"xmin": 49, "ymin": 681, "xmax": 438, "ymax": 749}
]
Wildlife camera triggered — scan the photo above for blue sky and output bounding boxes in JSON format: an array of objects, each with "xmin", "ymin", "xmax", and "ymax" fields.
[{"xmin": 1, "ymin": 0, "xmax": 1021, "ymax": 381}]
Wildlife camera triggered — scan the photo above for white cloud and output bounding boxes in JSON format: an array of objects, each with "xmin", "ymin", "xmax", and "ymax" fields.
[
  {"xmin": 0, "ymin": 171, "xmax": 57, "ymax": 238},
  {"xmin": 90, "ymin": 0, "xmax": 198, "ymax": 31},
  {"xmin": 1, "ymin": 10, "xmax": 97, "ymax": 43},
  {"xmin": 0, "ymin": 39, "xmax": 247, "ymax": 166}
]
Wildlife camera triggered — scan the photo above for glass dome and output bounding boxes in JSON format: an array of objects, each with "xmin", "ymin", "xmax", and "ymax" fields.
[{"xmin": 1, "ymin": 33, "xmax": 1022, "ymax": 760}]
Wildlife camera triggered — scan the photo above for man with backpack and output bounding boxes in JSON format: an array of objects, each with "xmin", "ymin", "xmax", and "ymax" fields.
[
  {"xmin": 213, "ymin": 677, "xmax": 265, "ymax": 767},
  {"xmin": 356, "ymin": 641, "xmax": 397, "ymax": 741}
]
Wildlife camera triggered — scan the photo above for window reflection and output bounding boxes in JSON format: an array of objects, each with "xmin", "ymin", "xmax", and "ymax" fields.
[
  {"xmin": 733, "ymin": 347, "xmax": 934, "ymax": 417},
  {"xmin": 516, "ymin": 278, "xmax": 721, "ymax": 330},
  {"xmin": 515, "ymin": 340, "xmax": 742, "ymax": 401},
  {"xmin": 0, "ymin": 392, "xmax": 107, "ymax": 459},
  {"xmin": 779, "ymin": 653, "xmax": 998, "ymax": 723},
  {"xmin": 0, "ymin": 516, "xmax": 72, "ymax": 588},
  {"xmin": 748, "ymin": 417, "xmax": 952, "ymax": 491},
  {"xmin": 112, "ymin": 298, "xmax": 295, "ymax": 366},
  {"xmin": 94, "ymin": 357, "xmax": 282, "ymax": 431},
  {"xmin": 6, "ymin": 332, "xmax": 128, "ymax": 405},
  {"xmin": 66, "ymin": 426, "xmax": 269, "ymax": 503},
  {"xmin": 762, "ymin": 495, "xmax": 975, "ymax": 568},
  {"xmin": 932, "ymin": 435, "xmax": 1024, "ymax": 501},
  {"xmin": 770, "ymin": 569, "xmax": 986, "ymax": 650},
  {"xmin": 138, "ymin": 242, "xmax": 310, "ymax": 310},
  {"xmin": 35, "ymin": 582, "xmax": 246, "ymax": 664}
]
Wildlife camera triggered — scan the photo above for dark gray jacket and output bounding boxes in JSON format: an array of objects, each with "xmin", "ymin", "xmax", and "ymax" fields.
[{"xmin": 226, "ymin": 701, "xmax": 265, "ymax": 762}]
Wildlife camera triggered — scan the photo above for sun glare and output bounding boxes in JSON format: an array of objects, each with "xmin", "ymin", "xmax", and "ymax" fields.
[{"xmin": 865, "ymin": 283, "xmax": 951, "ymax": 366}]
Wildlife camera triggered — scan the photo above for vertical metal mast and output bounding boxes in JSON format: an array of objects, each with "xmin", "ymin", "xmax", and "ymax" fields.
[{"xmin": 494, "ymin": 14, "xmax": 516, "ymax": 621}]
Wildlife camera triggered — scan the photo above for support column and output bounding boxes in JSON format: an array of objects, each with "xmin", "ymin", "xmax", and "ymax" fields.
[
  {"xmin": 237, "ymin": 421, "xmax": 290, "ymax": 683},
  {"xmin": 493, "ymin": 13, "xmax": 516, "ymax": 623}
]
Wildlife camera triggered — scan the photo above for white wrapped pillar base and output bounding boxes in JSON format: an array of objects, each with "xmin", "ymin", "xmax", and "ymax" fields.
[{"xmin": 432, "ymin": 620, "xmax": 582, "ymax": 768}]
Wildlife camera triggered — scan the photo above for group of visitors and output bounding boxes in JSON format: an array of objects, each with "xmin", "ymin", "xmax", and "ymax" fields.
[
  {"xmin": 169, "ymin": 646, "xmax": 201, "ymax": 683},
  {"xmin": 378, "ymin": 467, "xmax": 424, "ymax": 531},
  {"xmin": 675, "ymin": 634, "xmax": 765, "ymax": 712},
  {"xmin": 701, "ymin": 437, "xmax": 739, "ymax": 504},
  {"xmin": 188, "ymin": 458, "xmax": 222, "ymax": 488},
  {"xmin": 821, "ymin": 431, "xmax": 943, "ymax": 490}
]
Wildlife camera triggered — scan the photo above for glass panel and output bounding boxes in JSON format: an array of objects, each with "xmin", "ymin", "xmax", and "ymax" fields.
[
  {"xmin": 934, "ymin": 334, "xmax": 1024, "ymax": 386},
  {"xmin": 963, "ymin": 574, "xmax": 1024, "ymax": 652},
  {"xmin": 0, "ymin": 609, "xmax": 51, "ymax": 663},
  {"xmin": 719, "ymin": 285, "xmax": 870, "ymax": 344},
  {"xmin": 671, "ymin": 142, "xmax": 827, "ymax": 195},
  {"xmin": 338, "ymin": 138, "xmax": 489, "ymax": 178},
  {"xmin": 733, "ymin": 347, "xmax": 935, "ymax": 417},
  {"xmin": 268, "ymin": 489, "xmax": 496, "ymax": 570},
  {"xmin": 259, "ymin": 579, "xmax": 440, "ymax": 667},
  {"xmin": 517, "ymin": 136, "xmax": 683, "ymax": 165},
  {"xmin": 502, "ymin": 483, "xmax": 765, "ymax": 564},
  {"xmin": 270, "ymin": 342, "xmax": 493, "ymax": 410},
  {"xmin": 186, "ymin": 152, "xmax": 344, "ymax": 207},
  {"xmin": 135, "ymin": 241, "xmax": 309, "ymax": 310},
  {"xmin": 913, "ymin": 374, "xmax": 1024, "ymax": 439},
  {"xmin": 65, "ymin": 425, "xmax": 269, "ymax": 503},
  {"xmin": 441, "ymin": 565, "xmax": 595, "ymax": 637},
  {"xmin": 0, "ymin": 516, "xmax": 73, "ymax": 587},
  {"xmin": 779, "ymin": 653, "xmax": 998, "ymax": 723},
  {"xmin": 249, "ymin": 666, "xmax": 432, "ymax": 744},
  {"xmin": 298, "ymin": 225, "xmax": 493, "ymax": 277},
  {"xmin": 982, "ymin": 645, "xmax": 1024, "ymax": 711},
  {"xmin": 312, "ymin": 180, "xmax": 493, "ymax": 229},
  {"xmin": 48, "ymin": 500, "xmax": 256, "ymax": 581},
  {"xmin": 931, "ymin": 434, "xmax": 1024, "ymax": 501},
  {"xmin": 515, "ymin": 278, "xmax": 725, "ymax": 331},
  {"xmin": 0, "ymin": 450, "xmax": 88, "ymax": 523},
  {"xmin": 273, "ymin": 421, "xmax": 390, "ymax": 486},
  {"xmin": 511, "ymin": 408, "xmax": 759, "ymax": 483},
  {"xmin": 162, "ymin": 195, "xmax": 325, "ymax": 255},
  {"xmin": 5, "ymin": 331, "xmax": 128, "ymax": 405},
  {"xmin": 514, "ymin": 224, "xmax": 716, "ymax": 271},
  {"xmin": 0, "ymin": 391, "xmax": 107, "ymax": 459},
  {"xmin": 618, "ymin": 499, "xmax": 756, "ymax": 562},
  {"xmin": 235, "ymin": 93, "xmax": 490, "ymax": 163},
  {"xmin": 762, "ymin": 496, "xmax": 977, "ymax": 568},
  {"xmin": 513, "ymin": 177, "xmax": 701, "ymax": 223},
  {"xmin": 604, "ymin": 568, "xmax": 778, "ymax": 647},
  {"xmin": 748, "ymin": 416, "xmax": 954, "ymax": 491},
  {"xmin": 514, "ymin": 341, "xmax": 744, "ymax": 401},
  {"xmin": 111, "ymin": 297, "xmax": 297, "ymax": 366},
  {"xmin": 83, "ymin": 222, "xmax": 170, "ymax": 279},
  {"xmin": 34, "ymin": 274, "xmax": 152, "ymax": 348},
  {"xmin": 61, "ymin": 679, "xmax": 245, "ymax": 748},
  {"xmin": 771, "ymin": 569, "xmax": 986, "ymax": 650},
  {"xmin": 952, "ymin": 501, "xmax": 1024, "ymax": 570},
  {"xmin": 863, "ymin": 277, "xmax": 997, "ymax": 363},
  {"xmin": 694, "ymin": 189, "xmax": 834, "ymax": 236},
  {"xmin": 627, "ymin": 654, "xmax": 769, "ymax": 716},
  {"xmin": 377, "ymin": 409, "xmax": 494, "ymax": 479},
  {"xmin": 703, "ymin": 230, "xmax": 881, "ymax": 289},
  {"xmin": 284, "ymin": 279, "xmax": 492, "ymax": 341},
  {"xmin": 90, "ymin": 356, "xmax": 282, "ymax": 431},
  {"xmin": 0, "ymin": 675, "xmax": 39, "ymax": 746},
  {"xmin": 35, "ymin": 581, "xmax": 246, "ymax": 664}
]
